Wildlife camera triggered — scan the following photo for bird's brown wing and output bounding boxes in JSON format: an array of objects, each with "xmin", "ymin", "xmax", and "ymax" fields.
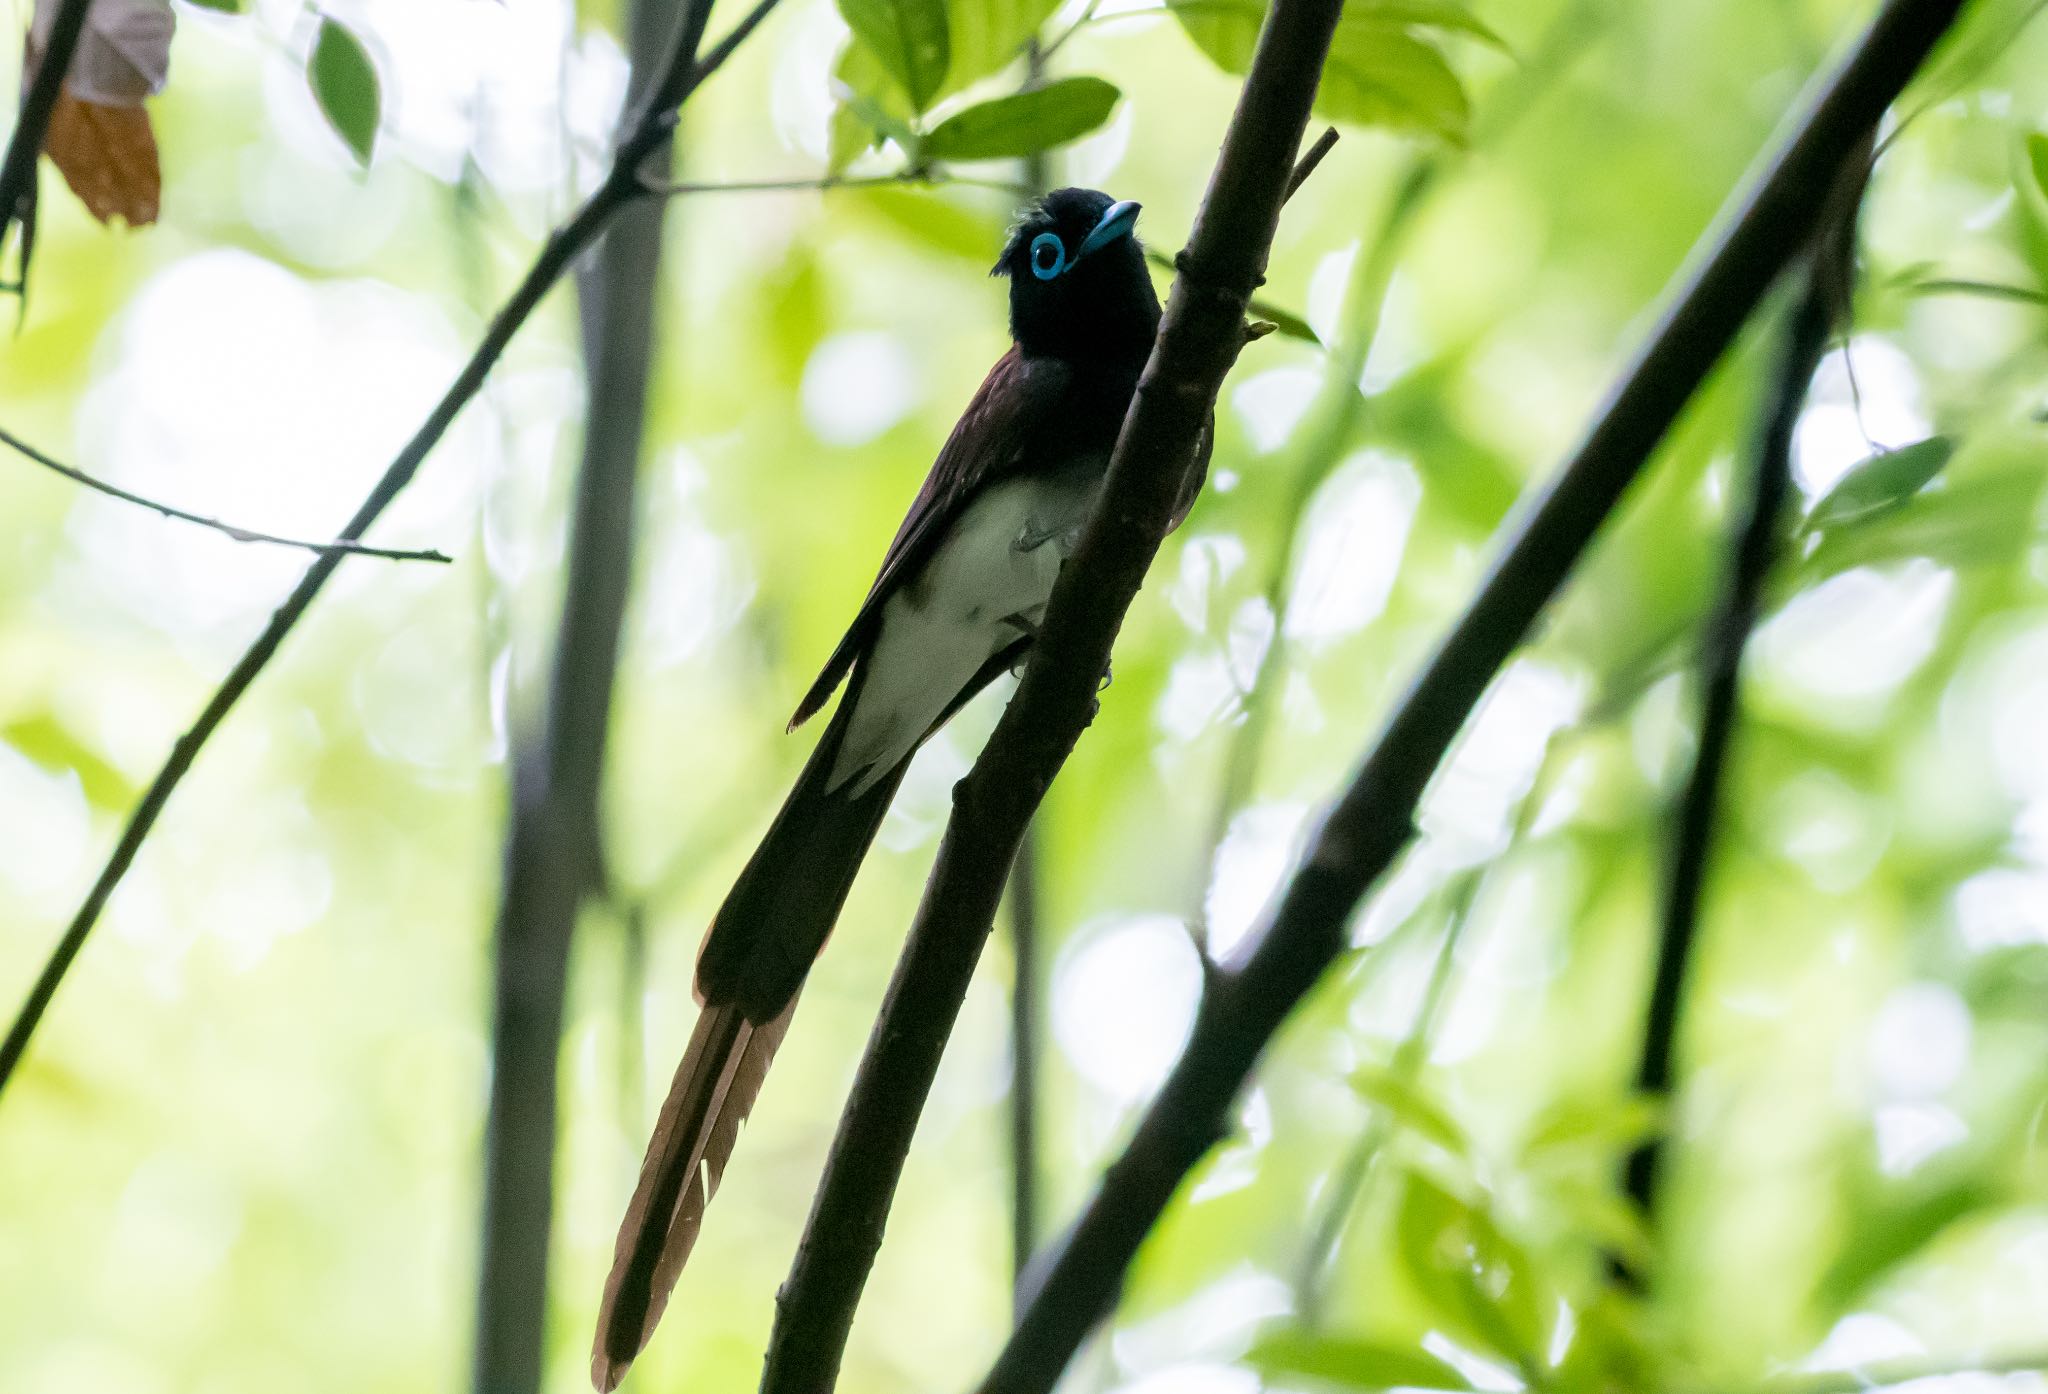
[{"xmin": 787, "ymin": 345, "xmax": 1069, "ymax": 731}]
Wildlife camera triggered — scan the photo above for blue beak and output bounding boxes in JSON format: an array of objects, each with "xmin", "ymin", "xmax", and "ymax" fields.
[{"xmin": 1074, "ymin": 200, "xmax": 1140, "ymax": 262}]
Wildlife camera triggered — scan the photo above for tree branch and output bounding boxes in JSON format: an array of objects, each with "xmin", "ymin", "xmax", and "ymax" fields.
[
  {"xmin": 0, "ymin": 0, "xmax": 90, "ymax": 295},
  {"xmin": 977, "ymin": 3, "xmax": 1962, "ymax": 1390},
  {"xmin": 467, "ymin": 0, "xmax": 691, "ymax": 1388},
  {"xmin": 0, "ymin": 0, "xmax": 784, "ymax": 1105},
  {"xmin": 0, "ymin": 423, "xmax": 452, "ymax": 562},
  {"xmin": 1617, "ymin": 141, "xmax": 1872, "ymax": 1268},
  {"xmin": 756, "ymin": 4, "xmax": 1348, "ymax": 1390}
]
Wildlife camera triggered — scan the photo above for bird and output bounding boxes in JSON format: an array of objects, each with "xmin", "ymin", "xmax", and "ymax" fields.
[{"xmin": 591, "ymin": 187, "xmax": 1211, "ymax": 1390}]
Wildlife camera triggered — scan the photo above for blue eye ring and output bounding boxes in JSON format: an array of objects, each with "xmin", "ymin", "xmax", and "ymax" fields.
[{"xmin": 1028, "ymin": 232, "xmax": 1067, "ymax": 281}]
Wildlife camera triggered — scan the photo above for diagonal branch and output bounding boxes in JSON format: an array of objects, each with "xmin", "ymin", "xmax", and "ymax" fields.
[
  {"xmin": 1617, "ymin": 139, "xmax": 1873, "ymax": 1270},
  {"xmin": 757, "ymin": 4, "xmax": 1348, "ymax": 1391},
  {"xmin": 980, "ymin": 3, "xmax": 1964, "ymax": 1391},
  {"xmin": 0, "ymin": 423, "xmax": 451, "ymax": 562},
  {"xmin": 0, "ymin": 0, "xmax": 785, "ymax": 1105}
]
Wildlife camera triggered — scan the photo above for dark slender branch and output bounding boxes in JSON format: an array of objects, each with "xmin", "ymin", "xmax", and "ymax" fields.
[
  {"xmin": 1, "ymin": 0, "xmax": 91, "ymax": 294},
  {"xmin": 468, "ymin": 0, "xmax": 689, "ymax": 1387},
  {"xmin": 758, "ymin": 4, "xmax": 1348, "ymax": 1391},
  {"xmin": 0, "ymin": 423, "xmax": 452, "ymax": 562},
  {"xmin": 977, "ymin": 4, "xmax": 1961, "ymax": 1390},
  {"xmin": 1617, "ymin": 144, "xmax": 1870, "ymax": 1267},
  {"xmin": 0, "ymin": 0, "xmax": 784, "ymax": 1104}
]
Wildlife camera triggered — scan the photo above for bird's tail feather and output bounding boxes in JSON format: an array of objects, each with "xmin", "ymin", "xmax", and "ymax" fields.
[
  {"xmin": 696, "ymin": 669, "xmax": 912, "ymax": 1021},
  {"xmin": 591, "ymin": 997, "xmax": 792, "ymax": 1391},
  {"xmin": 592, "ymin": 640, "xmax": 1029, "ymax": 1389},
  {"xmin": 592, "ymin": 683, "xmax": 904, "ymax": 1391}
]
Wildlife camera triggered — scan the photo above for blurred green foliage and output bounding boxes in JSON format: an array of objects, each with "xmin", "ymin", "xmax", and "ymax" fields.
[{"xmin": 2, "ymin": 1, "xmax": 2048, "ymax": 1393}]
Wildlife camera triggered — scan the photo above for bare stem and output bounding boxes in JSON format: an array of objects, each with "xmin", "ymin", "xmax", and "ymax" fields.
[{"xmin": 0, "ymin": 424, "xmax": 451, "ymax": 562}]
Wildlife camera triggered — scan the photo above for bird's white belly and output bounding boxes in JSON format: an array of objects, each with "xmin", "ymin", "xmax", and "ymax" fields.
[{"xmin": 829, "ymin": 472, "xmax": 1098, "ymax": 795}]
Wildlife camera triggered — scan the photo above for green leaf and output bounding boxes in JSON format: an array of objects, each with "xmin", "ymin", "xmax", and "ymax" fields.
[
  {"xmin": 185, "ymin": 0, "xmax": 244, "ymax": 12},
  {"xmin": 308, "ymin": 16, "xmax": 380, "ymax": 164},
  {"xmin": 1349, "ymin": 1064, "xmax": 1470, "ymax": 1157},
  {"xmin": 1170, "ymin": 2, "xmax": 1475, "ymax": 142},
  {"xmin": 1322, "ymin": 28, "xmax": 1470, "ymax": 142},
  {"xmin": 923, "ymin": 77, "xmax": 1120, "ymax": 162},
  {"xmin": 2012, "ymin": 132, "xmax": 2048, "ymax": 287},
  {"xmin": 1248, "ymin": 1330, "xmax": 1474, "ymax": 1391},
  {"xmin": 1353, "ymin": 0, "xmax": 1506, "ymax": 49},
  {"xmin": 1802, "ymin": 436, "xmax": 1955, "ymax": 534},
  {"xmin": 839, "ymin": 0, "xmax": 951, "ymax": 113},
  {"xmin": 3, "ymin": 714, "xmax": 136, "ymax": 811},
  {"xmin": 828, "ymin": 41, "xmax": 919, "ymax": 173},
  {"xmin": 2024, "ymin": 130, "xmax": 2048, "ymax": 197},
  {"xmin": 1798, "ymin": 461, "xmax": 2044, "ymax": 580},
  {"xmin": 941, "ymin": 0, "xmax": 1063, "ymax": 99},
  {"xmin": 1395, "ymin": 1172, "xmax": 1550, "ymax": 1369},
  {"xmin": 1519, "ymin": 1095, "xmax": 1663, "ymax": 1167},
  {"xmin": 1817, "ymin": 1179, "xmax": 1997, "ymax": 1313}
]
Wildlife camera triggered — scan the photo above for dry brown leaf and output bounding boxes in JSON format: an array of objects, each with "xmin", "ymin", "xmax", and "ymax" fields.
[
  {"xmin": 26, "ymin": 0, "xmax": 173, "ymax": 227},
  {"xmin": 43, "ymin": 88, "xmax": 160, "ymax": 225}
]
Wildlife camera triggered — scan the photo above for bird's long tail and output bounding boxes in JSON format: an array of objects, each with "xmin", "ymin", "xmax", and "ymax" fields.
[
  {"xmin": 592, "ymin": 679, "xmax": 908, "ymax": 1390},
  {"xmin": 591, "ymin": 998, "xmax": 789, "ymax": 1391}
]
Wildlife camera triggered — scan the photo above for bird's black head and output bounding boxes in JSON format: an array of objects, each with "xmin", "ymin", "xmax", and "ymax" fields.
[{"xmin": 993, "ymin": 187, "xmax": 1160, "ymax": 363}]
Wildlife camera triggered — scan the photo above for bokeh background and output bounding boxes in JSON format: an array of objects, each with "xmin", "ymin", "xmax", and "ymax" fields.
[{"xmin": 4, "ymin": 0, "xmax": 2048, "ymax": 1391}]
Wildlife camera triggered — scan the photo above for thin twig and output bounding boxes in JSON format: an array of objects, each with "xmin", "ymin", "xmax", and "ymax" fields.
[
  {"xmin": 1285, "ymin": 126, "xmax": 1340, "ymax": 201},
  {"xmin": 0, "ymin": 423, "xmax": 452, "ymax": 563},
  {"xmin": 977, "ymin": 4, "xmax": 1963, "ymax": 1389},
  {"xmin": 1902, "ymin": 275, "xmax": 2048, "ymax": 305},
  {"xmin": 0, "ymin": 0, "xmax": 91, "ymax": 296},
  {"xmin": 1616, "ymin": 140, "xmax": 1872, "ymax": 1277},
  {"xmin": 0, "ymin": 0, "xmax": 786, "ymax": 1105},
  {"xmin": 1037, "ymin": 0, "xmax": 1104, "ymax": 64},
  {"xmin": 756, "ymin": 7, "xmax": 1349, "ymax": 1390},
  {"xmin": 644, "ymin": 168, "xmax": 1031, "ymax": 198}
]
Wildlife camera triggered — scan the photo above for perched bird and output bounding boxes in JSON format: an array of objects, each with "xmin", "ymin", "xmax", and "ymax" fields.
[{"xmin": 592, "ymin": 187, "xmax": 1209, "ymax": 1389}]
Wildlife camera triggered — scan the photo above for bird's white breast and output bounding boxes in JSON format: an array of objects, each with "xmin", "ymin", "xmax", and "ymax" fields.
[{"xmin": 828, "ymin": 469, "xmax": 1101, "ymax": 796}]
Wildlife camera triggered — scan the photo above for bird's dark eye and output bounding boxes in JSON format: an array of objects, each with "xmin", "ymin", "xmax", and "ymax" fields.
[{"xmin": 1029, "ymin": 232, "xmax": 1066, "ymax": 281}]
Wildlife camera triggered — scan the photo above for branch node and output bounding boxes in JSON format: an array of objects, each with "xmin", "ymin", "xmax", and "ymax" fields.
[{"xmin": 1173, "ymin": 249, "xmax": 1264, "ymax": 308}]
